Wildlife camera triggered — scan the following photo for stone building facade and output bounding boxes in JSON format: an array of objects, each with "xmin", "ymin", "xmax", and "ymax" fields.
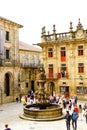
[
  {"xmin": 37, "ymin": 19, "xmax": 87, "ymax": 100},
  {"xmin": 0, "ymin": 17, "xmax": 42, "ymax": 104},
  {"xmin": 1, "ymin": 16, "xmax": 87, "ymax": 104},
  {"xmin": 19, "ymin": 41, "xmax": 42, "ymax": 95},
  {"xmin": 0, "ymin": 17, "xmax": 23, "ymax": 104}
]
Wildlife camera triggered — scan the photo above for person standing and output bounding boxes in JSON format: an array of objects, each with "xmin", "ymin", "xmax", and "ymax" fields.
[
  {"xmin": 74, "ymin": 95, "xmax": 78, "ymax": 104},
  {"xmin": 78, "ymin": 104, "xmax": 83, "ymax": 121},
  {"xmin": 4, "ymin": 124, "xmax": 11, "ymax": 130},
  {"xmin": 72, "ymin": 110, "xmax": 78, "ymax": 130},
  {"xmin": 19, "ymin": 93, "xmax": 22, "ymax": 103},
  {"xmin": 84, "ymin": 109, "xmax": 87, "ymax": 123},
  {"xmin": 65, "ymin": 110, "xmax": 71, "ymax": 130},
  {"xmin": 16, "ymin": 96, "xmax": 19, "ymax": 103},
  {"xmin": 68, "ymin": 99, "xmax": 72, "ymax": 110},
  {"xmin": 74, "ymin": 104, "xmax": 79, "ymax": 114}
]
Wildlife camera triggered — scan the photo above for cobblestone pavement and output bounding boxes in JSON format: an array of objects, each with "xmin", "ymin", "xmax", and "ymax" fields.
[{"xmin": 0, "ymin": 101, "xmax": 87, "ymax": 130}]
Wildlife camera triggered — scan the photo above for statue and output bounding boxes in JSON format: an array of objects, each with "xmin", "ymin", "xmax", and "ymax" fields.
[{"xmin": 36, "ymin": 65, "xmax": 46, "ymax": 80}]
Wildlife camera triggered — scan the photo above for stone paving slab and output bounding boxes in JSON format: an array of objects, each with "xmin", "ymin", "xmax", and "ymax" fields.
[{"xmin": 0, "ymin": 102, "xmax": 87, "ymax": 130}]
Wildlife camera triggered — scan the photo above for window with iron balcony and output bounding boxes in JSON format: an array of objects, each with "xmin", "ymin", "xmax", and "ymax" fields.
[{"xmin": 58, "ymin": 64, "xmax": 68, "ymax": 78}]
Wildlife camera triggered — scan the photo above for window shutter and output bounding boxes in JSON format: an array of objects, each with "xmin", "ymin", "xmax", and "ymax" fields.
[
  {"xmin": 66, "ymin": 72, "xmax": 68, "ymax": 78},
  {"xmin": 58, "ymin": 73, "xmax": 61, "ymax": 78}
]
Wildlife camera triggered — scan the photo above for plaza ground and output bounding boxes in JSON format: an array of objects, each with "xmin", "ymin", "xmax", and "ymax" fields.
[{"xmin": 0, "ymin": 101, "xmax": 86, "ymax": 130}]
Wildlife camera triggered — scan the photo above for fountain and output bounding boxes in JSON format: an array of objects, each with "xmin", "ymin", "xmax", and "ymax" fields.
[{"xmin": 20, "ymin": 65, "xmax": 64, "ymax": 121}]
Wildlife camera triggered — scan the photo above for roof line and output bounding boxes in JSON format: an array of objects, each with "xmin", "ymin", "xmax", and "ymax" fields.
[{"xmin": 0, "ymin": 16, "xmax": 23, "ymax": 28}]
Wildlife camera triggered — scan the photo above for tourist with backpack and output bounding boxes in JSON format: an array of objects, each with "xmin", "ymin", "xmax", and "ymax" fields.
[
  {"xmin": 65, "ymin": 110, "xmax": 72, "ymax": 130},
  {"xmin": 72, "ymin": 110, "xmax": 78, "ymax": 130}
]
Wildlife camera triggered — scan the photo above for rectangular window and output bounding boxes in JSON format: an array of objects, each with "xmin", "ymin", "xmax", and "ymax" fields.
[
  {"xmin": 60, "ymin": 86, "xmax": 65, "ymax": 92},
  {"xmin": 48, "ymin": 64, "xmax": 53, "ymax": 78},
  {"xmin": 78, "ymin": 63, "xmax": 84, "ymax": 73},
  {"xmin": 76, "ymin": 87, "xmax": 87, "ymax": 94},
  {"xmin": 48, "ymin": 48, "xmax": 53, "ymax": 57},
  {"xmin": 78, "ymin": 46, "xmax": 83, "ymax": 56},
  {"xmin": 6, "ymin": 50, "xmax": 10, "ymax": 59},
  {"xmin": 60, "ymin": 47, "xmax": 66, "ymax": 61},
  {"xmin": 6, "ymin": 31, "xmax": 9, "ymax": 41}
]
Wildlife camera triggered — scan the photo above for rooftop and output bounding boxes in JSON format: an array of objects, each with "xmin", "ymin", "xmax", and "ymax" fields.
[
  {"xmin": 19, "ymin": 41, "xmax": 42, "ymax": 52},
  {"xmin": 0, "ymin": 16, "xmax": 23, "ymax": 28}
]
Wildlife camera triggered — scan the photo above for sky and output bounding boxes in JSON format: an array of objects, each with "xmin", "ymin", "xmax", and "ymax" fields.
[{"xmin": 0, "ymin": 0, "xmax": 87, "ymax": 45}]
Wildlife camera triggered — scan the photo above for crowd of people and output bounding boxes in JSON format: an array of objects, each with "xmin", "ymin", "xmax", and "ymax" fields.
[
  {"xmin": 15, "ymin": 91, "xmax": 87, "ymax": 130},
  {"xmin": 63, "ymin": 95, "xmax": 87, "ymax": 130}
]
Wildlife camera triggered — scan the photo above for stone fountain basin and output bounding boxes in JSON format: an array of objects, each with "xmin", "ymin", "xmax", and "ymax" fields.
[{"xmin": 20, "ymin": 103, "xmax": 64, "ymax": 121}]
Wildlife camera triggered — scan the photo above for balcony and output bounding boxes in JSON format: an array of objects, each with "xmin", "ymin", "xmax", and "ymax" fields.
[
  {"xmin": 58, "ymin": 72, "xmax": 69, "ymax": 79},
  {"xmin": 20, "ymin": 63, "xmax": 43, "ymax": 69},
  {"xmin": 46, "ymin": 73, "xmax": 58, "ymax": 79}
]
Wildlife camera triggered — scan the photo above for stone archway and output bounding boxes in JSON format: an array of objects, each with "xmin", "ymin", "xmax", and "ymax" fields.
[{"xmin": 4, "ymin": 72, "xmax": 13, "ymax": 96}]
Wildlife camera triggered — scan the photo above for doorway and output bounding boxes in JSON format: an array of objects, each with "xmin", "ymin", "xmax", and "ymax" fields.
[
  {"xmin": 65, "ymin": 86, "xmax": 70, "ymax": 98},
  {"xmin": 31, "ymin": 80, "xmax": 34, "ymax": 92},
  {"xmin": 5, "ymin": 73, "xmax": 10, "ymax": 96}
]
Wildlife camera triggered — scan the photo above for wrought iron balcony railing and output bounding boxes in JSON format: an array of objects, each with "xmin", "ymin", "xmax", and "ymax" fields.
[{"xmin": 20, "ymin": 63, "xmax": 43, "ymax": 68}]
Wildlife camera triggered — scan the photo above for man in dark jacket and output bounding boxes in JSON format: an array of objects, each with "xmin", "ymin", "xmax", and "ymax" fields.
[{"xmin": 65, "ymin": 110, "xmax": 71, "ymax": 130}]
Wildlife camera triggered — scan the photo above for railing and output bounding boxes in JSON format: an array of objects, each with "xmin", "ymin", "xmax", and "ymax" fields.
[
  {"xmin": 20, "ymin": 63, "xmax": 43, "ymax": 68},
  {"xmin": 41, "ymin": 31, "xmax": 76, "ymax": 42},
  {"xmin": 46, "ymin": 72, "xmax": 69, "ymax": 79},
  {"xmin": 46, "ymin": 73, "xmax": 58, "ymax": 79},
  {"xmin": 58, "ymin": 72, "xmax": 69, "ymax": 78}
]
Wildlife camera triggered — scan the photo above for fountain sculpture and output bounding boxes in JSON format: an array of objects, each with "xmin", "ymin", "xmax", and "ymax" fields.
[{"xmin": 20, "ymin": 65, "xmax": 64, "ymax": 121}]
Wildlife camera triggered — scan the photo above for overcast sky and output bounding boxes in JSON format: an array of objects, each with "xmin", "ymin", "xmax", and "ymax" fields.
[{"xmin": 0, "ymin": 0, "xmax": 87, "ymax": 44}]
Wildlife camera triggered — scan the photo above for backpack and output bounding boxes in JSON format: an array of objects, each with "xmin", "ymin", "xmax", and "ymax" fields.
[
  {"xmin": 65, "ymin": 114, "xmax": 72, "ymax": 121},
  {"xmin": 72, "ymin": 112, "xmax": 78, "ymax": 120}
]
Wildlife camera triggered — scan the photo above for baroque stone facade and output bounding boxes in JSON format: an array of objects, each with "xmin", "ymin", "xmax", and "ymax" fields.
[
  {"xmin": 1, "ymin": 16, "xmax": 87, "ymax": 104},
  {"xmin": 37, "ymin": 19, "xmax": 87, "ymax": 100}
]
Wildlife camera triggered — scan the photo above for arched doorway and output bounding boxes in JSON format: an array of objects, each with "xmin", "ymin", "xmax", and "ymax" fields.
[
  {"xmin": 49, "ymin": 82, "xmax": 55, "ymax": 96},
  {"xmin": 4, "ymin": 73, "xmax": 10, "ymax": 96}
]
